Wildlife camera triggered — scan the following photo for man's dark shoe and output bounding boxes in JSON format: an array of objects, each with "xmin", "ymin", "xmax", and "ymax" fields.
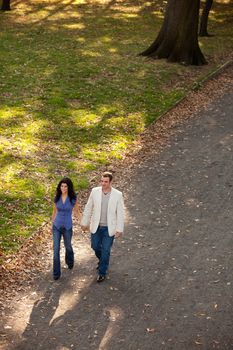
[
  {"xmin": 68, "ymin": 264, "xmax": 74, "ymax": 270},
  {"xmin": 97, "ymin": 275, "xmax": 105, "ymax": 283},
  {"xmin": 53, "ymin": 276, "xmax": 60, "ymax": 281}
]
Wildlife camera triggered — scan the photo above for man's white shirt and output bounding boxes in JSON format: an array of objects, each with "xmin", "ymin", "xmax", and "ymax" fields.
[{"xmin": 81, "ymin": 186, "xmax": 124, "ymax": 236}]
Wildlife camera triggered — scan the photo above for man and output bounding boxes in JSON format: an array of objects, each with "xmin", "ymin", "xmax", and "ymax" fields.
[{"xmin": 81, "ymin": 172, "xmax": 124, "ymax": 282}]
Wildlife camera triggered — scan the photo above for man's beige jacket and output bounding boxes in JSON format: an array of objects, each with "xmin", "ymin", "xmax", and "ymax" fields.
[{"xmin": 81, "ymin": 186, "xmax": 124, "ymax": 236}]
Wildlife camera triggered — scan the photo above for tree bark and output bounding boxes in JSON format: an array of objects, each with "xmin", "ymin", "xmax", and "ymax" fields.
[
  {"xmin": 140, "ymin": 0, "xmax": 207, "ymax": 66},
  {"xmin": 1, "ymin": 0, "xmax": 11, "ymax": 11},
  {"xmin": 199, "ymin": 0, "xmax": 213, "ymax": 36}
]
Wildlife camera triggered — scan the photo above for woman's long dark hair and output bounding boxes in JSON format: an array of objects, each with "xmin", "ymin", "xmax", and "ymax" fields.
[{"xmin": 54, "ymin": 177, "xmax": 77, "ymax": 203}]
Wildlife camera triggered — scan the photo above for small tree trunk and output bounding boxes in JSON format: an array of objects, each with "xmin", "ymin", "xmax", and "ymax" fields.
[
  {"xmin": 199, "ymin": 0, "xmax": 213, "ymax": 37},
  {"xmin": 140, "ymin": 0, "xmax": 207, "ymax": 66},
  {"xmin": 1, "ymin": 0, "xmax": 11, "ymax": 11}
]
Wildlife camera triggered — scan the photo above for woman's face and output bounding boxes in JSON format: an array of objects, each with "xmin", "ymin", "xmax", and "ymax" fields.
[{"xmin": 60, "ymin": 183, "xmax": 68, "ymax": 194}]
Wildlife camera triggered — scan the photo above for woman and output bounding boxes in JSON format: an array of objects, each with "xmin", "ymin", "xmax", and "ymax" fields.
[{"xmin": 51, "ymin": 177, "xmax": 81, "ymax": 280}]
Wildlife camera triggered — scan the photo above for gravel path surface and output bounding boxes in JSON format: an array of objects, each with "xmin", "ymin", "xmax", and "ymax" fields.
[{"xmin": 1, "ymin": 66, "xmax": 233, "ymax": 350}]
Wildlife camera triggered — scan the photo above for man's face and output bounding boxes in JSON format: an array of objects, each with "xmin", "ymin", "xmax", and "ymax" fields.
[{"xmin": 101, "ymin": 176, "xmax": 111, "ymax": 191}]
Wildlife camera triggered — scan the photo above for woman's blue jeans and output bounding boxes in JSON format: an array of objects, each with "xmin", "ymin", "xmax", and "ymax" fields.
[
  {"xmin": 91, "ymin": 226, "xmax": 114, "ymax": 276},
  {"xmin": 53, "ymin": 225, "xmax": 74, "ymax": 279}
]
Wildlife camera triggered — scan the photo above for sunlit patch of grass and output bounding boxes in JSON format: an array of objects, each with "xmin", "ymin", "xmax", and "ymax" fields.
[
  {"xmin": 76, "ymin": 177, "xmax": 89, "ymax": 190},
  {"xmin": 72, "ymin": 110, "xmax": 101, "ymax": 128},
  {"xmin": 0, "ymin": 178, "xmax": 49, "ymax": 252},
  {"xmin": 3, "ymin": 163, "xmax": 24, "ymax": 183},
  {"xmin": 0, "ymin": 0, "xmax": 232, "ymax": 255},
  {"xmin": 74, "ymin": 160, "xmax": 97, "ymax": 173},
  {"xmin": 82, "ymin": 148, "xmax": 107, "ymax": 164},
  {"xmin": 3, "ymin": 177, "xmax": 46, "ymax": 200},
  {"xmin": 63, "ymin": 23, "xmax": 85, "ymax": 30}
]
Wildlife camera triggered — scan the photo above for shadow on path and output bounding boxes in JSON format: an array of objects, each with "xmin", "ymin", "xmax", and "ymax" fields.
[{"xmin": 2, "ymin": 70, "xmax": 233, "ymax": 350}]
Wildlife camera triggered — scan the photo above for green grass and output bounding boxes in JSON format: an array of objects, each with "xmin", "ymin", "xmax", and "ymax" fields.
[{"xmin": 0, "ymin": 0, "xmax": 233, "ymax": 255}]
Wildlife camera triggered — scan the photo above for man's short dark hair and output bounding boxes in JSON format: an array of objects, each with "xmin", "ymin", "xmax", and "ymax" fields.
[{"xmin": 102, "ymin": 171, "xmax": 113, "ymax": 182}]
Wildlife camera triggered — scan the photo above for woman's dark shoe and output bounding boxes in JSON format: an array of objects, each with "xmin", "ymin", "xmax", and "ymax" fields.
[
  {"xmin": 53, "ymin": 276, "xmax": 60, "ymax": 280},
  {"xmin": 97, "ymin": 275, "xmax": 105, "ymax": 283}
]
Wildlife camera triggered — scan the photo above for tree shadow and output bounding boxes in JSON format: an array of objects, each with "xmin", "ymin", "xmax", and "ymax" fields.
[
  {"xmin": 0, "ymin": 0, "xmax": 172, "ymax": 182},
  {"xmin": 1, "ymin": 0, "xmax": 233, "ymax": 251},
  {"xmin": 8, "ymin": 252, "xmax": 127, "ymax": 350},
  {"xmin": 3, "ymin": 114, "xmax": 233, "ymax": 348}
]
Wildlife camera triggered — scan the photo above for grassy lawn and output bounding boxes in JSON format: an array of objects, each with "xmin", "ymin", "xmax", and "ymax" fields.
[{"xmin": 0, "ymin": 0, "xmax": 232, "ymax": 256}]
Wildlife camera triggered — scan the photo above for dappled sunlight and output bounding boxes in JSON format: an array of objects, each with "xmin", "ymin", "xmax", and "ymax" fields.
[
  {"xmin": 199, "ymin": 41, "xmax": 204, "ymax": 48},
  {"xmin": 63, "ymin": 23, "xmax": 86, "ymax": 29},
  {"xmin": 6, "ymin": 0, "xmax": 164, "ymax": 30},
  {"xmin": 4, "ymin": 227, "xmax": 126, "ymax": 349},
  {"xmin": 108, "ymin": 47, "xmax": 118, "ymax": 53},
  {"xmin": 80, "ymin": 131, "xmax": 136, "ymax": 163},
  {"xmin": 0, "ymin": 174, "xmax": 49, "ymax": 250},
  {"xmin": 152, "ymin": 10, "xmax": 164, "ymax": 19},
  {"xmin": 73, "ymin": 160, "xmax": 97, "ymax": 173},
  {"xmin": 97, "ymin": 103, "xmax": 124, "ymax": 116},
  {"xmin": 106, "ymin": 113, "xmax": 144, "ymax": 135},
  {"xmin": 0, "ymin": 137, "xmax": 38, "ymax": 159},
  {"xmin": 98, "ymin": 306, "xmax": 124, "ymax": 349},
  {"xmin": 49, "ymin": 277, "xmax": 93, "ymax": 326},
  {"xmin": 23, "ymin": 119, "xmax": 49, "ymax": 135},
  {"xmin": 4, "ymin": 176, "xmax": 45, "ymax": 197},
  {"xmin": 203, "ymin": 0, "xmax": 233, "ymax": 25},
  {"xmin": 71, "ymin": 110, "xmax": 101, "ymax": 127},
  {"xmin": 0, "ymin": 108, "xmax": 49, "ymax": 162},
  {"xmin": 76, "ymin": 36, "xmax": 86, "ymax": 43},
  {"xmin": 0, "ymin": 0, "xmax": 233, "ymax": 347},
  {"xmin": 0, "ymin": 106, "xmax": 26, "ymax": 121},
  {"xmin": 7, "ymin": 297, "xmax": 33, "ymax": 334},
  {"xmin": 208, "ymin": 11, "xmax": 227, "ymax": 23},
  {"xmin": 1, "ymin": 0, "xmax": 233, "ymax": 253},
  {"xmin": 82, "ymin": 147, "xmax": 111, "ymax": 163},
  {"xmin": 12, "ymin": 0, "xmax": 84, "ymax": 24},
  {"xmin": 80, "ymin": 49, "xmax": 102, "ymax": 57},
  {"xmin": 3, "ymin": 162, "xmax": 25, "ymax": 183},
  {"xmin": 101, "ymin": 36, "xmax": 112, "ymax": 43},
  {"xmin": 113, "ymin": 12, "xmax": 139, "ymax": 19}
]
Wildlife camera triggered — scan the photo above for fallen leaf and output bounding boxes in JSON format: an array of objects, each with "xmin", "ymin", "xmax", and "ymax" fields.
[{"xmin": 146, "ymin": 328, "xmax": 156, "ymax": 333}]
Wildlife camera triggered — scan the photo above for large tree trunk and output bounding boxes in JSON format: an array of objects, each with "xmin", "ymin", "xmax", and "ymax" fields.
[
  {"xmin": 199, "ymin": 0, "xmax": 213, "ymax": 36},
  {"xmin": 1, "ymin": 0, "xmax": 11, "ymax": 11},
  {"xmin": 140, "ymin": 0, "xmax": 207, "ymax": 66}
]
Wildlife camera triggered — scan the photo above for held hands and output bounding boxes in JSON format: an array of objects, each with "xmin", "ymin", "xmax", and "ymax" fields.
[
  {"xmin": 115, "ymin": 231, "xmax": 123, "ymax": 238},
  {"xmin": 81, "ymin": 225, "xmax": 89, "ymax": 232},
  {"xmin": 77, "ymin": 212, "xmax": 82, "ymax": 221}
]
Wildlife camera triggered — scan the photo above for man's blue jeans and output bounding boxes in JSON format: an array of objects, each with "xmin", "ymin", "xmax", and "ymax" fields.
[
  {"xmin": 91, "ymin": 226, "xmax": 114, "ymax": 277},
  {"xmin": 53, "ymin": 225, "xmax": 74, "ymax": 279}
]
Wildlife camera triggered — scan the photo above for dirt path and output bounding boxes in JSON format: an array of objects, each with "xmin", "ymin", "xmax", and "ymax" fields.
[{"xmin": 1, "ymin": 65, "xmax": 233, "ymax": 350}]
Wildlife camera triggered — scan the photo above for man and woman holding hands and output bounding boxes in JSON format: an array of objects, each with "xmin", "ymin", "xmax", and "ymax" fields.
[{"xmin": 51, "ymin": 172, "xmax": 124, "ymax": 282}]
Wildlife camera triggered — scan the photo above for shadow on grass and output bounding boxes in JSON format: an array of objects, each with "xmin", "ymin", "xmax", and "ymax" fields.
[
  {"xmin": 6, "ymin": 193, "xmax": 233, "ymax": 350},
  {"xmin": 0, "ymin": 0, "xmax": 233, "ymax": 252}
]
